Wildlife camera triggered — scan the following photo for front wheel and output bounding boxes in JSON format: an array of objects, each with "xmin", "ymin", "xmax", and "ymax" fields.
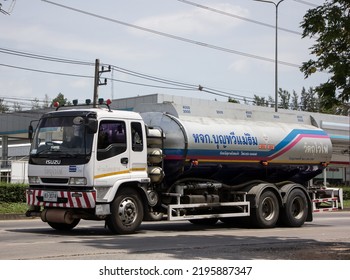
[
  {"xmin": 106, "ymin": 188, "xmax": 144, "ymax": 234},
  {"xmin": 251, "ymin": 190, "xmax": 279, "ymax": 228}
]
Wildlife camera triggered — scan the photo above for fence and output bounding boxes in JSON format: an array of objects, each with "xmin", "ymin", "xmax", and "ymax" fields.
[{"xmin": 0, "ymin": 160, "xmax": 28, "ymax": 184}]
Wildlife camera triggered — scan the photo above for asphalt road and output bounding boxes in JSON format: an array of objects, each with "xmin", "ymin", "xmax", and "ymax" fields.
[{"xmin": 0, "ymin": 211, "xmax": 350, "ymax": 260}]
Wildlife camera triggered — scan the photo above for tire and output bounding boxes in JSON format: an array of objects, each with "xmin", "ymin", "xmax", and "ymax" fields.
[
  {"xmin": 47, "ymin": 219, "xmax": 80, "ymax": 231},
  {"xmin": 281, "ymin": 188, "xmax": 308, "ymax": 227},
  {"xmin": 143, "ymin": 210, "xmax": 164, "ymax": 221},
  {"xmin": 106, "ymin": 188, "xmax": 144, "ymax": 234},
  {"xmin": 251, "ymin": 190, "xmax": 279, "ymax": 228},
  {"xmin": 189, "ymin": 218, "xmax": 218, "ymax": 225}
]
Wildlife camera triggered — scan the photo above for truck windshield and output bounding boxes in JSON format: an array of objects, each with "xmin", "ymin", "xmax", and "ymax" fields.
[{"xmin": 30, "ymin": 115, "xmax": 93, "ymax": 160}]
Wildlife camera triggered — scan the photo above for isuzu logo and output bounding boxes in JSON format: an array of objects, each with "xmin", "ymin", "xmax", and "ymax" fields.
[{"xmin": 46, "ymin": 160, "xmax": 61, "ymax": 165}]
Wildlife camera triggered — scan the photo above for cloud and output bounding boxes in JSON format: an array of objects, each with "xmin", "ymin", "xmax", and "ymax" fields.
[
  {"xmin": 70, "ymin": 78, "xmax": 91, "ymax": 89},
  {"xmin": 0, "ymin": 22, "xmax": 156, "ymax": 62},
  {"xmin": 228, "ymin": 59, "xmax": 250, "ymax": 73},
  {"xmin": 133, "ymin": 3, "xmax": 249, "ymax": 37}
]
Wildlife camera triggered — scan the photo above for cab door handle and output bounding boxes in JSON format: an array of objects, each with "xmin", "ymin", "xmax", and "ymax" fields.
[{"xmin": 121, "ymin": 157, "xmax": 128, "ymax": 164}]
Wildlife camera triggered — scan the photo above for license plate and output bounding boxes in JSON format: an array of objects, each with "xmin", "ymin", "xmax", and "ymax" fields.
[{"xmin": 43, "ymin": 191, "xmax": 58, "ymax": 202}]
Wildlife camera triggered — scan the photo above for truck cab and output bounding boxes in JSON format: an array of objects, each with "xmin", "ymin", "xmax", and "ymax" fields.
[{"xmin": 26, "ymin": 104, "xmax": 150, "ymax": 233}]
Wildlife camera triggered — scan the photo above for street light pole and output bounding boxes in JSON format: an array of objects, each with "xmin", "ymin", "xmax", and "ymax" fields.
[{"xmin": 254, "ymin": 0, "xmax": 285, "ymax": 112}]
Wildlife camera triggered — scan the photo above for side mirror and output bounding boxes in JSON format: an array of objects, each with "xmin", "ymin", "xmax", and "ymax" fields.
[
  {"xmin": 28, "ymin": 120, "xmax": 39, "ymax": 141},
  {"xmin": 28, "ymin": 125, "xmax": 34, "ymax": 141},
  {"xmin": 86, "ymin": 118, "xmax": 98, "ymax": 134}
]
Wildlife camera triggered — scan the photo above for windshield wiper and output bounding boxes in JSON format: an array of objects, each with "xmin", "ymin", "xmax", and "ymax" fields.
[
  {"xmin": 57, "ymin": 153, "xmax": 78, "ymax": 158},
  {"xmin": 30, "ymin": 148, "xmax": 56, "ymax": 157}
]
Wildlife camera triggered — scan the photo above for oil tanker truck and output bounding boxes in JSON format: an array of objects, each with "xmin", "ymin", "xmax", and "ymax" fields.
[{"xmin": 25, "ymin": 99, "xmax": 336, "ymax": 234}]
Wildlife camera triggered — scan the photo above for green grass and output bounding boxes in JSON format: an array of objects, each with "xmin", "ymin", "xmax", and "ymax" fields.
[
  {"xmin": 0, "ymin": 203, "xmax": 28, "ymax": 214},
  {"xmin": 343, "ymin": 200, "xmax": 350, "ymax": 208}
]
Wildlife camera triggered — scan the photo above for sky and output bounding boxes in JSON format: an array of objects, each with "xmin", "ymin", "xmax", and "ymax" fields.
[{"xmin": 0, "ymin": 0, "xmax": 329, "ymax": 110}]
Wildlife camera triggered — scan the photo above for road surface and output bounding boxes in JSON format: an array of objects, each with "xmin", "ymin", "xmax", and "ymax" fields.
[{"xmin": 0, "ymin": 211, "xmax": 349, "ymax": 260}]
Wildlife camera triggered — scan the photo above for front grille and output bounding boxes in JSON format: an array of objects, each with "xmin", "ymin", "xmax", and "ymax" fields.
[
  {"xmin": 41, "ymin": 178, "xmax": 69, "ymax": 184},
  {"xmin": 28, "ymin": 185, "xmax": 94, "ymax": 191}
]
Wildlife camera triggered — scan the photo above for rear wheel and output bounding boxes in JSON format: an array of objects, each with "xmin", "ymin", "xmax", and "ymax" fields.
[
  {"xmin": 106, "ymin": 188, "xmax": 144, "ymax": 234},
  {"xmin": 251, "ymin": 190, "xmax": 279, "ymax": 228},
  {"xmin": 281, "ymin": 189, "xmax": 308, "ymax": 227},
  {"xmin": 143, "ymin": 209, "xmax": 164, "ymax": 221}
]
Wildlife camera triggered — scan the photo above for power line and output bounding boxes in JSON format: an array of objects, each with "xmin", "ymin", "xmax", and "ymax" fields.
[
  {"xmin": 0, "ymin": 46, "xmax": 196, "ymax": 90},
  {"xmin": 108, "ymin": 65, "xmax": 255, "ymax": 100},
  {"xmin": 292, "ymin": 0, "xmax": 319, "ymax": 8},
  {"xmin": 107, "ymin": 76, "xmax": 195, "ymax": 91},
  {"xmin": 0, "ymin": 62, "xmax": 196, "ymax": 93},
  {"xmin": 0, "ymin": 60, "xmax": 257, "ymax": 102},
  {"xmin": 110, "ymin": 65, "xmax": 197, "ymax": 90},
  {"xmin": 0, "ymin": 46, "xmax": 264, "ymax": 100},
  {"xmin": 0, "ymin": 47, "xmax": 94, "ymax": 66},
  {"xmin": 41, "ymin": 0, "xmax": 301, "ymax": 68},
  {"xmin": 0, "ymin": 61, "xmax": 197, "ymax": 91},
  {"xmin": 0, "ymin": 96, "xmax": 47, "ymax": 103},
  {"xmin": 0, "ymin": 62, "xmax": 93, "ymax": 78},
  {"xmin": 175, "ymin": 0, "xmax": 302, "ymax": 36}
]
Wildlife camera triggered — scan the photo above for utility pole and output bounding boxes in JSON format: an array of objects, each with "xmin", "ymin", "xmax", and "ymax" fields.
[
  {"xmin": 93, "ymin": 59, "xmax": 111, "ymax": 108},
  {"xmin": 254, "ymin": 0, "xmax": 285, "ymax": 112}
]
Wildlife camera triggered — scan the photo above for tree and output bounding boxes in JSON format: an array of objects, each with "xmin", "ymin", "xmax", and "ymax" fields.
[
  {"xmin": 253, "ymin": 95, "xmax": 268, "ymax": 107},
  {"xmin": 300, "ymin": 0, "xmax": 350, "ymax": 109},
  {"xmin": 52, "ymin": 93, "xmax": 68, "ymax": 107},
  {"xmin": 0, "ymin": 98, "xmax": 9, "ymax": 113},
  {"xmin": 300, "ymin": 87, "xmax": 319, "ymax": 112},
  {"xmin": 13, "ymin": 102, "xmax": 22, "ymax": 112},
  {"xmin": 290, "ymin": 90, "xmax": 299, "ymax": 111},
  {"xmin": 228, "ymin": 97, "xmax": 240, "ymax": 104},
  {"xmin": 43, "ymin": 94, "xmax": 51, "ymax": 108},
  {"xmin": 31, "ymin": 98, "xmax": 41, "ymax": 110},
  {"xmin": 278, "ymin": 88, "xmax": 290, "ymax": 109}
]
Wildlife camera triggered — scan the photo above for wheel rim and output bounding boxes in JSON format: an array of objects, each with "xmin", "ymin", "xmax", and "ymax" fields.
[
  {"xmin": 261, "ymin": 197, "xmax": 276, "ymax": 221},
  {"xmin": 118, "ymin": 197, "xmax": 138, "ymax": 226},
  {"xmin": 291, "ymin": 196, "xmax": 305, "ymax": 219}
]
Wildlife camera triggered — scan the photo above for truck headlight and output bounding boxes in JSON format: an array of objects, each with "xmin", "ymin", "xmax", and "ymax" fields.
[
  {"xmin": 28, "ymin": 176, "xmax": 40, "ymax": 184},
  {"xmin": 69, "ymin": 177, "xmax": 87, "ymax": 185}
]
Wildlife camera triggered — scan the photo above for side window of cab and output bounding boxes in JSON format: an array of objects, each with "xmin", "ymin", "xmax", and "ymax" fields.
[
  {"xmin": 131, "ymin": 122, "xmax": 143, "ymax": 152},
  {"xmin": 97, "ymin": 120, "xmax": 126, "ymax": 161}
]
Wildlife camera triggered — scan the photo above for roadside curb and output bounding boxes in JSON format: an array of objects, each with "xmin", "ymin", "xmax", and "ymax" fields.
[{"xmin": 0, "ymin": 214, "xmax": 37, "ymax": 220}]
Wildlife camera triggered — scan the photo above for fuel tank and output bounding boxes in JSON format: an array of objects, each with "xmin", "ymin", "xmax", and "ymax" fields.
[{"xmin": 138, "ymin": 103, "xmax": 332, "ymax": 186}]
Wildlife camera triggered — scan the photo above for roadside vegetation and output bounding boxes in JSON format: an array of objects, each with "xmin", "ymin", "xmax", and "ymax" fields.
[{"xmin": 0, "ymin": 183, "xmax": 27, "ymax": 214}]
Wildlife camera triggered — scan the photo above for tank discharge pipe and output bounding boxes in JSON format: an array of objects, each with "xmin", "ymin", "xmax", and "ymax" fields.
[
  {"xmin": 41, "ymin": 209, "xmax": 75, "ymax": 224},
  {"xmin": 175, "ymin": 182, "xmax": 222, "ymax": 195}
]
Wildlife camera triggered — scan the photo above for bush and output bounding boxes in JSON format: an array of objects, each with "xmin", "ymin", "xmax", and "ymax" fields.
[
  {"xmin": 0, "ymin": 183, "xmax": 27, "ymax": 203},
  {"xmin": 342, "ymin": 186, "xmax": 350, "ymax": 201}
]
